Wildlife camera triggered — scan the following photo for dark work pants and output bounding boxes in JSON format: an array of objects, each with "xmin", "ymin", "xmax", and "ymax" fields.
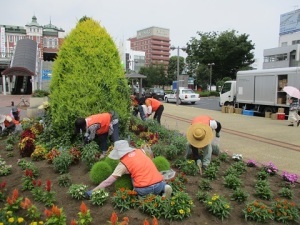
[{"xmin": 153, "ymin": 105, "xmax": 164, "ymax": 124}]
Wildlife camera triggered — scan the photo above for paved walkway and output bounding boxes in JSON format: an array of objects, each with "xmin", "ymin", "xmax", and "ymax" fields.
[{"xmin": 1, "ymin": 94, "xmax": 299, "ymax": 175}]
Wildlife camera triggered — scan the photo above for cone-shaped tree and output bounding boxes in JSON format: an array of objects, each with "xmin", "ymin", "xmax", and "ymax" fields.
[{"xmin": 50, "ymin": 17, "xmax": 130, "ymax": 136}]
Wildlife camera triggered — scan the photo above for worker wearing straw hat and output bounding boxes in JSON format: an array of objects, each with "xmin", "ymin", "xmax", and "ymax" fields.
[{"xmin": 186, "ymin": 115, "xmax": 220, "ymax": 174}]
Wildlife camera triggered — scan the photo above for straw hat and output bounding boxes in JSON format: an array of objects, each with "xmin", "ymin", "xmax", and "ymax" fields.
[
  {"xmin": 108, "ymin": 140, "xmax": 135, "ymax": 160},
  {"xmin": 186, "ymin": 123, "xmax": 213, "ymax": 148}
]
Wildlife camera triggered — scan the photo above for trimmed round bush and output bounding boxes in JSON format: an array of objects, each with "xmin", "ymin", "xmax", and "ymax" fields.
[
  {"xmin": 114, "ymin": 174, "xmax": 133, "ymax": 190},
  {"xmin": 89, "ymin": 161, "xmax": 113, "ymax": 185},
  {"xmin": 153, "ymin": 156, "xmax": 170, "ymax": 171},
  {"xmin": 104, "ymin": 157, "xmax": 119, "ymax": 170}
]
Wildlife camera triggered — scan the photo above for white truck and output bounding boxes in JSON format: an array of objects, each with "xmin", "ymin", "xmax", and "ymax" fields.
[{"xmin": 219, "ymin": 67, "xmax": 300, "ymax": 115}]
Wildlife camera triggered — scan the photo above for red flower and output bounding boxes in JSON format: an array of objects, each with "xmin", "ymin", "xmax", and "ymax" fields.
[
  {"xmin": 20, "ymin": 197, "xmax": 32, "ymax": 209},
  {"xmin": 51, "ymin": 205, "xmax": 61, "ymax": 217},
  {"xmin": 0, "ymin": 181, "xmax": 6, "ymax": 189},
  {"xmin": 143, "ymin": 219, "xmax": 150, "ymax": 225},
  {"xmin": 110, "ymin": 211, "xmax": 118, "ymax": 224},
  {"xmin": 45, "ymin": 179, "xmax": 51, "ymax": 192},
  {"xmin": 70, "ymin": 219, "xmax": 77, "ymax": 225},
  {"xmin": 80, "ymin": 201, "xmax": 88, "ymax": 215}
]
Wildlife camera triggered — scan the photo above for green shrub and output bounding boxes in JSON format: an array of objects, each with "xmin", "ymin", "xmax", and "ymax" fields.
[
  {"xmin": 152, "ymin": 156, "xmax": 170, "ymax": 171},
  {"xmin": 57, "ymin": 173, "xmax": 72, "ymax": 187},
  {"xmin": 104, "ymin": 157, "xmax": 119, "ymax": 170},
  {"xmin": 49, "ymin": 17, "xmax": 131, "ymax": 136},
  {"xmin": 114, "ymin": 174, "xmax": 133, "ymax": 190},
  {"xmin": 223, "ymin": 174, "xmax": 242, "ymax": 190},
  {"xmin": 89, "ymin": 161, "xmax": 112, "ymax": 185},
  {"xmin": 230, "ymin": 188, "xmax": 249, "ymax": 202},
  {"xmin": 52, "ymin": 150, "xmax": 73, "ymax": 174},
  {"xmin": 81, "ymin": 141, "xmax": 101, "ymax": 169},
  {"xmin": 151, "ymin": 141, "xmax": 166, "ymax": 157},
  {"xmin": 31, "ymin": 89, "xmax": 49, "ymax": 97}
]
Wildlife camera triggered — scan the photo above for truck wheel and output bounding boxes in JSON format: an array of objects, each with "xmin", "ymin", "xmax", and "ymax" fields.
[
  {"xmin": 191, "ymin": 102, "xmax": 195, "ymax": 104},
  {"xmin": 165, "ymin": 97, "xmax": 169, "ymax": 103}
]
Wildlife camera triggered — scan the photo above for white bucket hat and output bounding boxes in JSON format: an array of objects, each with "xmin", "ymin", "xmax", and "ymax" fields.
[{"xmin": 108, "ymin": 140, "xmax": 135, "ymax": 160}]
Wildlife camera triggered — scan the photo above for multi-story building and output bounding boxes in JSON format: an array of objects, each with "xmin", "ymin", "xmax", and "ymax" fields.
[
  {"xmin": 128, "ymin": 27, "xmax": 170, "ymax": 68},
  {"xmin": 263, "ymin": 9, "xmax": 300, "ymax": 69},
  {"xmin": 0, "ymin": 15, "xmax": 65, "ymax": 93}
]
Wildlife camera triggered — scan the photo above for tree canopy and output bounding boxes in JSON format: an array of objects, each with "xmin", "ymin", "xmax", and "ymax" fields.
[
  {"xmin": 50, "ymin": 17, "xmax": 130, "ymax": 136},
  {"xmin": 139, "ymin": 64, "xmax": 168, "ymax": 87},
  {"xmin": 167, "ymin": 56, "xmax": 185, "ymax": 82},
  {"xmin": 186, "ymin": 30, "xmax": 255, "ymax": 87}
]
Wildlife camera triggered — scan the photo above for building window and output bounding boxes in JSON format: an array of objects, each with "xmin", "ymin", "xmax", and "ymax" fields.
[{"xmin": 292, "ymin": 40, "xmax": 300, "ymax": 45}]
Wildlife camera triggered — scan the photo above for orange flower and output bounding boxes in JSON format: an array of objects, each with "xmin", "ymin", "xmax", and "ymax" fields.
[
  {"xmin": 44, "ymin": 208, "xmax": 53, "ymax": 218},
  {"xmin": 110, "ymin": 211, "xmax": 118, "ymax": 224},
  {"xmin": 12, "ymin": 189, "xmax": 19, "ymax": 200},
  {"xmin": 143, "ymin": 219, "xmax": 150, "ymax": 225},
  {"xmin": 6, "ymin": 196, "xmax": 13, "ymax": 205},
  {"xmin": 122, "ymin": 217, "xmax": 129, "ymax": 222},
  {"xmin": 51, "ymin": 205, "xmax": 61, "ymax": 217},
  {"xmin": 70, "ymin": 219, "xmax": 77, "ymax": 225},
  {"xmin": 152, "ymin": 217, "xmax": 158, "ymax": 225},
  {"xmin": 80, "ymin": 201, "xmax": 88, "ymax": 215},
  {"xmin": 20, "ymin": 197, "xmax": 32, "ymax": 209}
]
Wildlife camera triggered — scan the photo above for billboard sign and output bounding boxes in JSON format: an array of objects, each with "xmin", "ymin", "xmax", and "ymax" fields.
[{"xmin": 279, "ymin": 9, "xmax": 300, "ymax": 35}]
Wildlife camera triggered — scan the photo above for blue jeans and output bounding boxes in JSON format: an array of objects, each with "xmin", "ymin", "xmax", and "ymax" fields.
[{"xmin": 134, "ymin": 181, "xmax": 165, "ymax": 196}]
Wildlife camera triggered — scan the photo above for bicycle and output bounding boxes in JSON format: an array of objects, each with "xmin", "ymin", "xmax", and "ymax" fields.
[{"xmin": 16, "ymin": 97, "xmax": 30, "ymax": 107}]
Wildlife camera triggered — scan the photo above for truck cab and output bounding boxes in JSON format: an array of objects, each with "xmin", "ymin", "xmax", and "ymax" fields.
[{"xmin": 219, "ymin": 81, "xmax": 236, "ymax": 106}]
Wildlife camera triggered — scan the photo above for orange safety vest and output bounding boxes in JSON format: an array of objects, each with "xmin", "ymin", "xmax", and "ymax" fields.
[
  {"xmin": 86, "ymin": 113, "xmax": 111, "ymax": 135},
  {"xmin": 121, "ymin": 149, "xmax": 163, "ymax": 188},
  {"xmin": 191, "ymin": 115, "xmax": 212, "ymax": 125},
  {"xmin": 4, "ymin": 115, "xmax": 19, "ymax": 126},
  {"xmin": 145, "ymin": 98, "xmax": 162, "ymax": 112}
]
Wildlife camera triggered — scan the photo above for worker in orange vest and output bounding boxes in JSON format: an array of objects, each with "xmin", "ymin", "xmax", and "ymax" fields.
[
  {"xmin": 144, "ymin": 98, "xmax": 164, "ymax": 124},
  {"xmin": 85, "ymin": 140, "xmax": 172, "ymax": 199},
  {"xmin": 0, "ymin": 114, "xmax": 16, "ymax": 135},
  {"xmin": 74, "ymin": 111, "xmax": 119, "ymax": 157},
  {"xmin": 186, "ymin": 115, "xmax": 222, "ymax": 174},
  {"xmin": 130, "ymin": 94, "xmax": 146, "ymax": 120}
]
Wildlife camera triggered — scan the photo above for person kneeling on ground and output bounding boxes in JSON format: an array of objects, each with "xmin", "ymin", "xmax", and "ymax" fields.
[
  {"xmin": 186, "ymin": 116, "xmax": 217, "ymax": 175},
  {"xmin": 74, "ymin": 111, "xmax": 119, "ymax": 158},
  {"xmin": 0, "ymin": 114, "xmax": 16, "ymax": 135},
  {"xmin": 85, "ymin": 140, "xmax": 172, "ymax": 198}
]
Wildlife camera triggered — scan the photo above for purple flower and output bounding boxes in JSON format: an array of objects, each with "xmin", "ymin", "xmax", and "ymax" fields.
[{"xmin": 246, "ymin": 159, "xmax": 257, "ymax": 167}]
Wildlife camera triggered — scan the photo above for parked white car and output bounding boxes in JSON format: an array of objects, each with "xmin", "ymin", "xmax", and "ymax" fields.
[{"xmin": 164, "ymin": 88, "xmax": 200, "ymax": 104}]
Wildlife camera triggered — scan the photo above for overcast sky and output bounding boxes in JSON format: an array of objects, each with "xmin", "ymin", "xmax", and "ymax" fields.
[{"xmin": 1, "ymin": 0, "xmax": 299, "ymax": 68}]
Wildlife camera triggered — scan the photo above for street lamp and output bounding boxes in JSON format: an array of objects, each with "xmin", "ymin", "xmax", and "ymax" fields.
[
  {"xmin": 170, "ymin": 46, "xmax": 187, "ymax": 105},
  {"xmin": 208, "ymin": 63, "xmax": 215, "ymax": 92}
]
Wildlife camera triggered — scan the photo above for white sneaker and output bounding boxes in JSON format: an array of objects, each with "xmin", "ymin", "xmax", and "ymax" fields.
[
  {"xmin": 162, "ymin": 184, "xmax": 172, "ymax": 198},
  {"xmin": 197, "ymin": 159, "xmax": 202, "ymax": 175}
]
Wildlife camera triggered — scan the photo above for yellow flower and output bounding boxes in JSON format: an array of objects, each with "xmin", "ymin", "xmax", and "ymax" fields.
[
  {"xmin": 6, "ymin": 211, "xmax": 13, "ymax": 215},
  {"xmin": 8, "ymin": 217, "xmax": 15, "ymax": 223},
  {"xmin": 18, "ymin": 217, "xmax": 24, "ymax": 223},
  {"xmin": 179, "ymin": 209, "xmax": 185, "ymax": 214},
  {"xmin": 189, "ymin": 200, "xmax": 194, "ymax": 205},
  {"xmin": 171, "ymin": 201, "xmax": 175, "ymax": 205},
  {"xmin": 208, "ymin": 201, "xmax": 212, "ymax": 205},
  {"xmin": 225, "ymin": 204, "xmax": 230, "ymax": 209},
  {"xmin": 38, "ymin": 221, "xmax": 44, "ymax": 224},
  {"xmin": 186, "ymin": 208, "xmax": 191, "ymax": 213},
  {"xmin": 0, "ymin": 222, "xmax": 4, "ymax": 225},
  {"xmin": 30, "ymin": 222, "xmax": 38, "ymax": 225}
]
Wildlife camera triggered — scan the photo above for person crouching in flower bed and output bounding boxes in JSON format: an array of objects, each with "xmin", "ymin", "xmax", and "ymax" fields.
[{"xmin": 85, "ymin": 140, "xmax": 172, "ymax": 198}]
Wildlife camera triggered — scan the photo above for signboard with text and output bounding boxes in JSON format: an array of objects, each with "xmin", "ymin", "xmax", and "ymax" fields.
[
  {"xmin": 280, "ymin": 9, "xmax": 300, "ymax": 35},
  {"xmin": 42, "ymin": 69, "xmax": 52, "ymax": 81}
]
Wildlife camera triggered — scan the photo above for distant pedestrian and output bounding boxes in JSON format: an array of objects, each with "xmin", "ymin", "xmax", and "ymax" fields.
[
  {"xmin": 145, "ymin": 98, "xmax": 164, "ymax": 124},
  {"xmin": 287, "ymin": 97, "xmax": 300, "ymax": 127}
]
